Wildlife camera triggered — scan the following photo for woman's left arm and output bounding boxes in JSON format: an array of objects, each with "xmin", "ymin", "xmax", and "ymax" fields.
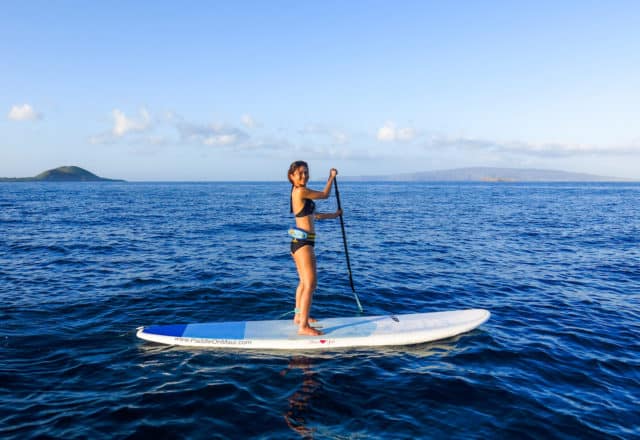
[{"xmin": 315, "ymin": 209, "xmax": 343, "ymax": 220}]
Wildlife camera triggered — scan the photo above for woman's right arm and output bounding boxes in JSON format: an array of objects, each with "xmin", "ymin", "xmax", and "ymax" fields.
[{"xmin": 300, "ymin": 168, "xmax": 337, "ymax": 200}]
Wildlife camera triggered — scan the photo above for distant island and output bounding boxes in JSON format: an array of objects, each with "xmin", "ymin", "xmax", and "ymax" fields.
[
  {"xmin": 343, "ymin": 167, "xmax": 636, "ymax": 182},
  {"xmin": 0, "ymin": 166, "xmax": 125, "ymax": 182}
]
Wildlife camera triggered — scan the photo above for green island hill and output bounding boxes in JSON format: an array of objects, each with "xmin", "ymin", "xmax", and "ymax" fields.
[{"xmin": 0, "ymin": 166, "xmax": 125, "ymax": 182}]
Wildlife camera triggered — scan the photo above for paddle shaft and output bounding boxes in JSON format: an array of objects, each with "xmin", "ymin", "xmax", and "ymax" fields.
[{"xmin": 334, "ymin": 177, "xmax": 363, "ymax": 312}]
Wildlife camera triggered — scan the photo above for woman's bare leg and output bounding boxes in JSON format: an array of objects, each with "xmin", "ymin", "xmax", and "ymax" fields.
[
  {"xmin": 292, "ymin": 245, "xmax": 322, "ymax": 335},
  {"xmin": 292, "ymin": 248, "xmax": 317, "ymax": 325}
]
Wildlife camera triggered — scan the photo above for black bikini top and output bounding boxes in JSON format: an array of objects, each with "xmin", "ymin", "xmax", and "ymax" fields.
[
  {"xmin": 295, "ymin": 198, "xmax": 316, "ymax": 218},
  {"xmin": 291, "ymin": 188, "xmax": 316, "ymax": 218}
]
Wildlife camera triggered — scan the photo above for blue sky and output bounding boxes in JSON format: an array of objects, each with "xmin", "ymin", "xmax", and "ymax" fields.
[{"xmin": 2, "ymin": 1, "xmax": 639, "ymax": 180}]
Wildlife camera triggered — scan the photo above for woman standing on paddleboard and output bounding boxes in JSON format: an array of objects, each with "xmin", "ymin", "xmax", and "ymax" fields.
[{"xmin": 288, "ymin": 161, "xmax": 342, "ymax": 336}]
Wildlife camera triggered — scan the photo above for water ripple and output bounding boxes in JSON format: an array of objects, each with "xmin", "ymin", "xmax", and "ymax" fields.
[{"xmin": 1, "ymin": 182, "xmax": 639, "ymax": 439}]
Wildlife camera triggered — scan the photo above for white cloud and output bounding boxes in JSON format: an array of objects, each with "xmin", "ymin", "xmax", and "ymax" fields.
[
  {"xmin": 176, "ymin": 120, "xmax": 250, "ymax": 147},
  {"xmin": 90, "ymin": 108, "xmax": 256, "ymax": 149},
  {"xmin": 112, "ymin": 108, "xmax": 151, "ymax": 136},
  {"xmin": 377, "ymin": 121, "xmax": 396, "ymax": 141},
  {"xmin": 332, "ymin": 131, "xmax": 349, "ymax": 144},
  {"xmin": 397, "ymin": 127, "xmax": 416, "ymax": 142},
  {"xmin": 377, "ymin": 121, "xmax": 416, "ymax": 142},
  {"xmin": 292, "ymin": 143, "xmax": 378, "ymax": 160},
  {"xmin": 241, "ymin": 114, "xmax": 258, "ymax": 128},
  {"xmin": 8, "ymin": 104, "xmax": 41, "ymax": 121},
  {"xmin": 203, "ymin": 134, "xmax": 238, "ymax": 146}
]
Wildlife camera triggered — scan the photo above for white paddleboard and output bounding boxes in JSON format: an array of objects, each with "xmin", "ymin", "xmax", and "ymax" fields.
[{"xmin": 136, "ymin": 309, "xmax": 490, "ymax": 350}]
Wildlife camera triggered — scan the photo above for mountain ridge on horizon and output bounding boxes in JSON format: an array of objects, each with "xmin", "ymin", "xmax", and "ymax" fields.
[{"xmin": 342, "ymin": 167, "xmax": 636, "ymax": 182}]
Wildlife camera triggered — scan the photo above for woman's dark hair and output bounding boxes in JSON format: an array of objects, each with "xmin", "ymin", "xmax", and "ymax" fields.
[
  {"xmin": 288, "ymin": 160, "xmax": 309, "ymax": 213},
  {"xmin": 287, "ymin": 160, "xmax": 308, "ymax": 184}
]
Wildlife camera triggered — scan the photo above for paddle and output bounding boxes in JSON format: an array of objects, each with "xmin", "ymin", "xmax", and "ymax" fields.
[{"xmin": 334, "ymin": 177, "xmax": 364, "ymax": 313}]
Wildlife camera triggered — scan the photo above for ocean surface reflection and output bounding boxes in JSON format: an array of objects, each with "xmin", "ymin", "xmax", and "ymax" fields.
[{"xmin": 1, "ymin": 182, "xmax": 638, "ymax": 439}]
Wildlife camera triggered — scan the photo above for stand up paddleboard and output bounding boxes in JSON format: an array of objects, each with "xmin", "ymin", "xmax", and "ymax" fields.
[{"xmin": 136, "ymin": 309, "xmax": 490, "ymax": 350}]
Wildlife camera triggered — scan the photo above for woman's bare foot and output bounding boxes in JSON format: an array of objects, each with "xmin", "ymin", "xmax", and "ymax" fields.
[{"xmin": 298, "ymin": 326, "xmax": 323, "ymax": 336}]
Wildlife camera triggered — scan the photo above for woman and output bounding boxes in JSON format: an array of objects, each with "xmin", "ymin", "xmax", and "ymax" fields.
[{"xmin": 287, "ymin": 161, "xmax": 342, "ymax": 336}]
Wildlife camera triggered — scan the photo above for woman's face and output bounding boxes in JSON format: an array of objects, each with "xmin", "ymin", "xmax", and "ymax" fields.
[{"xmin": 290, "ymin": 166, "xmax": 309, "ymax": 186}]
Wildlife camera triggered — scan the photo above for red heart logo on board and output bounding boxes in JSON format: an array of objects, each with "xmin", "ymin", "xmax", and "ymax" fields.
[{"xmin": 320, "ymin": 340, "xmax": 326, "ymax": 344}]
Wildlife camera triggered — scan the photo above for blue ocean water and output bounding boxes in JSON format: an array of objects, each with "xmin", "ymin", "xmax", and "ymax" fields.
[{"xmin": 1, "ymin": 181, "xmax": 639, "ymax": 439}]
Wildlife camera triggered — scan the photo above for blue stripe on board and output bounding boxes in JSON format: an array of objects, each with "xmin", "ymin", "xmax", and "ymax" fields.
[
  {"xmin": 183, "ymin": 321, "xmax": 247, "ymax": 339},
  {"xmin": 145, "ymin": 324, "xmax": 187, "ymax": 337}
]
